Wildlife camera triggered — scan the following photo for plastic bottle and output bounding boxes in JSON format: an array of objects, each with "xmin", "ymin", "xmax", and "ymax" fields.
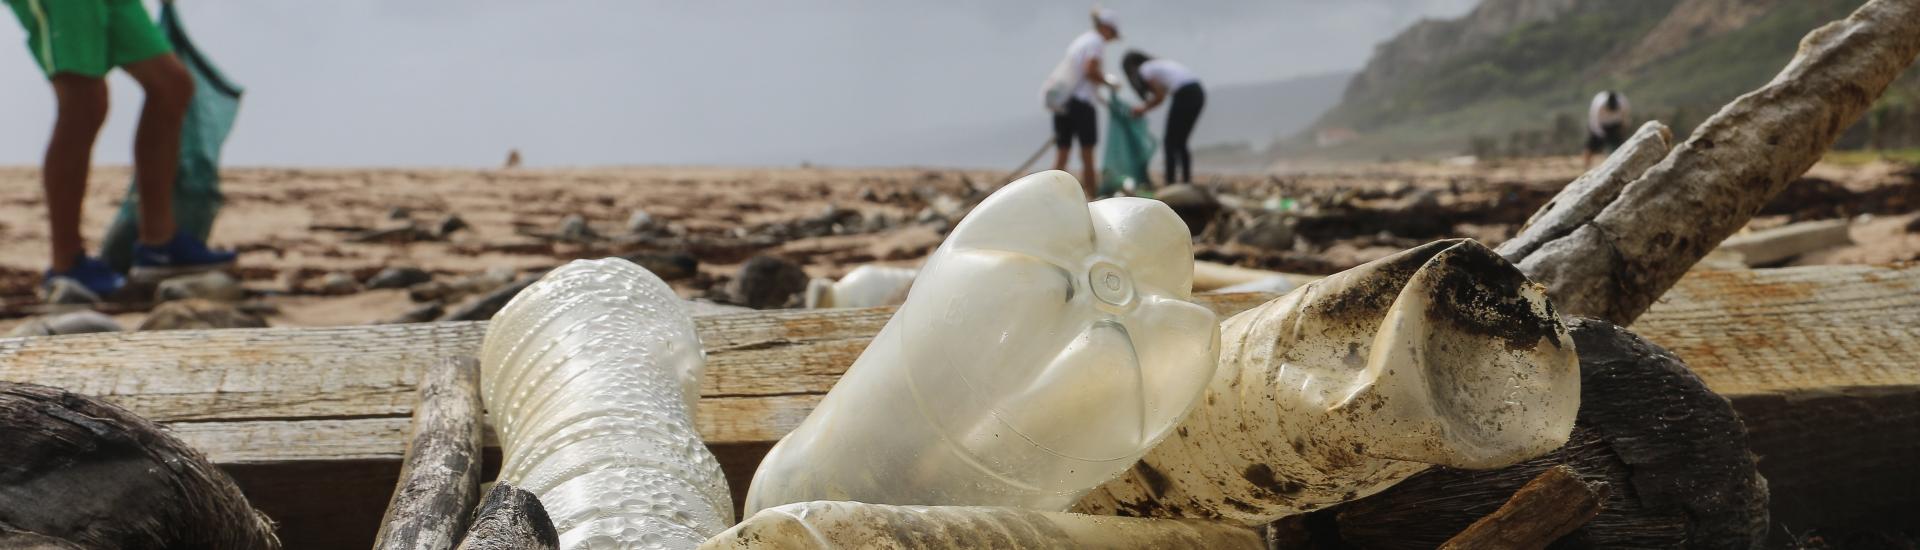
[
  {"xmin": 700, "ymin": 501, "xmax": 1262, "ymax": 549},
  {"xmin": 1076, "ymin": 239, "xmax": 1580, "ymax": 524},
  {"xmin": 803, "ymin": 265, "xmax": 918, "ymax": 309},
  {"xmin": 746, "ymin": 170, "xmax": 1220, "ymax": 513},
  {"xmin": 480, "ymin": 258, "xmax": 733, "ymax": 550}
]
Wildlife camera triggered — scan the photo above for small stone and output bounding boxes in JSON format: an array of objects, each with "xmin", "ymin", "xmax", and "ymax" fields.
[
  {"xmin": 435, "ymin": 214, "xmax": 469, "ymax": 238},
  {"xmin": 43, "ymin": 278, "xmax": 101, "ymax": 305},
  {"xmin": 1233, "ymin": 212, "xmax": 1298, "ymax": 251},
  {"xmin": 381, "ymin": 302, "xmax": 445, "ymax": 324},
  {"xmin": 320, "ymin": 272, "xmax": 360, "ymax": 294},
  {"xmin": 387, "ymin": 206, "xmax": 412, "ymax": 220},
  {"xmin": 729, "ymin": 255, "xmax": 809, "ymax": 309},
  {"xmin": 621, "ymin": 252, "xmax": 699, "ymax": 281},
  {"xmin": 1157, "ymin": 184, "xmax": 1220, "ymax": 236},
  {"xmin": 7, "ymin": 310, "xmax": 123, "ymax": 337},
  {"xmin": 557, "ymin": 214, "xmax": 596, "ymax": 241},
  {"xmin": 858, "ymin": 187, "xmax": 879, "ymax": 202},
  {"xmin": 367, "ymin": 266, "xmax": 433, "ymax": 290},
  {"xmin": 439, "ymin": 275, "xmax": 539, "ymax": 321},
  {"xmin": 155, "ymin": 271, "xmax": 245, "ymax": 303},
  {"xmin": 138, "ymin": 299, "xmax": 268, "ymax": 331},
  {"xmin": 626, "ymin": 210, "xmax": 658, "ymax": 234}
]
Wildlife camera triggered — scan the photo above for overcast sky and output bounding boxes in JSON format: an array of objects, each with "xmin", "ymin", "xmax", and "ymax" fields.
[{"xmin": 0, "ymin": 1, "xmax": 1475, "ymax": 168}]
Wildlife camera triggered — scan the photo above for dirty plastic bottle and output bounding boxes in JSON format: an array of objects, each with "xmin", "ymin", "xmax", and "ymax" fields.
[
  {"xmin": 480, "ymin": 258, "xmax": 733, "ymax": 550},
  {"xmin": 1076, "ymin": 239, "xmax": 1580, "ymax": 524},
  {"xmin": 746, "ymin": 170, "xmax": 1220, "ymax": 513},
  {"xmin": 803, "ymin": 265, "xmax": 918, "ymax": 309}
]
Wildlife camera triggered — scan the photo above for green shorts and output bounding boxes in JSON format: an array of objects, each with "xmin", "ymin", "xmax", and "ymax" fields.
[{"xmin": 6, "ymin": 0, "xmax": 171, "ymax": 79}]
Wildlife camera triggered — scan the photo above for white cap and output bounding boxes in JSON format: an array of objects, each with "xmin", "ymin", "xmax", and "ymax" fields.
[{"xmin": 1094, "ymin": 8, "xmax": 1118, "ymax": 30}]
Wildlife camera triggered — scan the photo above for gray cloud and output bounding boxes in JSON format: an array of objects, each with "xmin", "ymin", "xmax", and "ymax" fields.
[{"xmin": 0, "ymin": 1, "xmax": 1474, "ymax": 168}]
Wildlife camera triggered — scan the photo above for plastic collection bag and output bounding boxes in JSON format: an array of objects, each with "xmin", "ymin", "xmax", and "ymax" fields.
[
  {"xmin": 746, "ymin": 170, "xmax": 1219, "ymax": 514},
  {"xmin": 480, "ymin": 258, "xmax": 733, "ymax": 549},
  {"xmin": 100, "ymin": 2, "xmax": 243, "ymax": 272},
  {"xmin": 1100, "ymin": 92, "xmax": 1157, "ymax": 196}
]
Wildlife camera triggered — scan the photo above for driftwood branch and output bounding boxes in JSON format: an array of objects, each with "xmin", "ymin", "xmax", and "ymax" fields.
[
  {"xmin": 1498, "ymin": 0, "xmax": 1920, "ymax": 325},
  {"xmin": 374, "ymin": 357, "xmax": 484, "ymax": 550},
  {"xmin": 0, "ymin": 382, "xmax": 280, "ymax": 549},
  {"xmin": 1437, "ymin": 466, "xmax": 1608, "ymax": 550},
  {"xmin": 454, "ymin": 483, "xmax": 558, "ymax": 550}
]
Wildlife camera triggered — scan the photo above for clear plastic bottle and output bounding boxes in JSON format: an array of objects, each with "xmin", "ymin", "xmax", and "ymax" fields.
[
  {"xmin": 701, "ymin": 501, "xmax": 1263, "ymax": 549},
  {"xmin": 746, "ymin": 170, "xmax": 1220, "ymax": 513},
  {"xmin": 480, "ymin": 258, "xmax": 733, "ymax": 550}
]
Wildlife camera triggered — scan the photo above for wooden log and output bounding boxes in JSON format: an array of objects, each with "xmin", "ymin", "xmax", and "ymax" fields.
[
  {"xmin": 1437, "ymin": 466, "xmax": 1608, "ymax": 550},
  {"xmin": 1715, "ymin": 218, "xmax": 1853, "ymax": 267},
  {"xmin": 0, "ymin": 382, "xmax": 281, "ymax": 550},
  {"xmin": 374, "ymin": 357, "xmax": 484, "ymax": 550},
  {"xmin": 453, "ymin": 482, "xmax": 558, "ymax": 550},
  {"xmin": 0, "ymin": 265, "xmax": 1913, "ymax": 547},
  {"xmin": 1498, "ymin": 0, "xmax": 1920, "ymax": 325},
  {"xmin": 1277, "ymin": 319, "xmax": 1769, "ymax": 549}
]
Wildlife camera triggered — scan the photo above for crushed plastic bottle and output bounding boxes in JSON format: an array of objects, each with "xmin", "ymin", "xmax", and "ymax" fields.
[
  {"xmin": 480, "ymin": 258, "xmax": 733, "ymax": 550},
  {"xmin": 802, "ymin": 265, "xmax": 918, "ymax": 309},
  {"xmin": 746, "ymin": 170, "xmax": 1220, "ymax": 513},
  {"xmin": 700, "ymin": 501, "xmax": 1263, "ymax": 549}
]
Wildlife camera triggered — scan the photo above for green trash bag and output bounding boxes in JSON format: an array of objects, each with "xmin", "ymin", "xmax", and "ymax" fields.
[
  {"xmin": 100, "ymin": 2, "xmax": 243, "ymax": 273},
  {"xmin": 1099, "ymin": 92, "xmax": 1156, "ymax": 197}
]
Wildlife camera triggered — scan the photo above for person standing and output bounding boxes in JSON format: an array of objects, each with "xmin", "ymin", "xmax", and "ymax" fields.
[
  {"xmin": 1045, "ymin": 8, "xmax": 1119, "ymax": 198},
  {"xmin": 6, "ymin": 0, "xmax": 235, "ymax": 298},
  {"xmin": 1122, "ymin": 50, "xmax": 1205, "ymax": 185},
  {"xmin": 1584, "ymin": 90, "xmax": 1632, "ymax": 167}
]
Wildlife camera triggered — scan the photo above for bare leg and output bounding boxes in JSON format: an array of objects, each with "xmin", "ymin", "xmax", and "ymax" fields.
[
  {"xmin": 1053, "ymin": 145, "xmax": 1070, "ymax": 172},
  {"xmin": 44, "ymin": 75, "xmax": 112, "ymax": 272},
  {"xmin": 120, "ymin": 54, "xmax": 195, "ymax": 246},
  {"xmin": 1079, "ymin": 145, "xmax": 1097, "ymax": 199}
]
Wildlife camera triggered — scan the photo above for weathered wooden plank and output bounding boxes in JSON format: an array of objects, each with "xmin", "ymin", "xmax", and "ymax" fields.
[
  {"xmin": 1, "ymin": 265, "xmax": 1916, "ymax": 548},
  {"xmin": 1437, "ymin": 466, "xmax": 1608, "ymax": 550}
]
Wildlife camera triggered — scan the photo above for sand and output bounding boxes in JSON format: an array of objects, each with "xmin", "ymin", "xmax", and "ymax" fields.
[{"xmin": 0, "ymin": 158, "xmax": 1913, "ymax": 331}]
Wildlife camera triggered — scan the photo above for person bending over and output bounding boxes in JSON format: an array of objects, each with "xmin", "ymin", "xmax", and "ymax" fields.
[
  {"xmin": 1584, "ymin": 90, "xmax": 1631, "ymax": 168},
  {"xmin": 1122, "ymin": 50, "xmax": 1205, "ymax": 185},
  {"xmin": 6, "ymin": 0, "xmax": 236, "ymax": 298}
]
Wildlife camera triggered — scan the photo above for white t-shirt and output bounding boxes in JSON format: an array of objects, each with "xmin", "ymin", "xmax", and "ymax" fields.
[
  {"xmin": 1139, "ymin": 59, "xmax": 1199, "ymax": 91},
  {"xmin": 1061, "ymin": 31, "xmax": 1107, "ymax": 102},
  {"xmin": 1588, "ymin": 92, "xmax": 1631, "ymax": 136}
]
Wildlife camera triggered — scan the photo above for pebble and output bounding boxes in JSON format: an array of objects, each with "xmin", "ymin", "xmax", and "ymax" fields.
[
  {"xmin": 320, "ymin": 272, "xmax": 360, "ymax": 294},
  {"xmin": 155, "ymin": 271, "xmax": 245, "ymax": 303},
  {"xmin": 367, "ymin": 266, "xmax": 433, "ymax": 290},
  {"xmin": 138, "ymin": 299, "xmax": 269, "ymax": 331},
  {"xmin": 627, "ymin": 210, "xmax": 658, "ymax": 234},
  {"xmin": 7, "ymin": 310, "xmax": 123, "ymax": 337},
  {"xmin": 435, "ymin": 214, "xmax": 469, "ymax": 238},
  {"xmin": 729, "ymin": 255, "xmax": 809, "ymax": 309}
]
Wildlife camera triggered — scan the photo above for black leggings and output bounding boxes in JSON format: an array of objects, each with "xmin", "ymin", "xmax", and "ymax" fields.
[{"xmin": 1164, "ymin": 83, "xmax": 1206, "ymax": 184}]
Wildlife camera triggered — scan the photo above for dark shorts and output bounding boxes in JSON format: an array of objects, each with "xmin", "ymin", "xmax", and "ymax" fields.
[
  {"xmin": 1052, "ymin": 98, "xmax": 1097, "ymax": 149},
  {"xmin": 1587, "ymin": 123, "xmax": 1627, "ymax": 153}
]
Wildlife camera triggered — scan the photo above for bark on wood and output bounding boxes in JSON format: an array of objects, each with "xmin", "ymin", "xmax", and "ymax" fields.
[
  {"xmin": 1498, "ymin": 0, "xmax": 1920, "ymax": 325},
  {"xmin": 453, "ymin": 482, "xmax": 558, "ymax": 550},
  {"xmin": 0, "ymin": 265, "xmax": 1912, "ymax": 546},
  {"xmin": 374, "ymin": 357, "xmax": 484, "ymax": 550},
  {"xmin": 1437, "ymin": 466, "xmax": 1608, "ymax": 550},
  {"xmin": 0, "ymin": 382, "xmax": 280, "ymax": 550},
  {"xmin": 1276, "ymin": 319, "xmax": 1769, "ymax": 549}
]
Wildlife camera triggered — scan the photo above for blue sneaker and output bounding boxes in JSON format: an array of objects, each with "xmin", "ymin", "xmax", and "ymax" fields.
[
  {"xmin": 130, "ymin": 232, "xmax": 238, "ymax": 284},
  {"xmin": 44, "ymin": 255, "xmax": 127, "ymax": 298}
]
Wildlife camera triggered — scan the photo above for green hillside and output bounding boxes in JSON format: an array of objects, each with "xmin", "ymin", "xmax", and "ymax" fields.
[{"xmin": 1298, "ymin": 0, "xmax": 1917, "ymax": 160}]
